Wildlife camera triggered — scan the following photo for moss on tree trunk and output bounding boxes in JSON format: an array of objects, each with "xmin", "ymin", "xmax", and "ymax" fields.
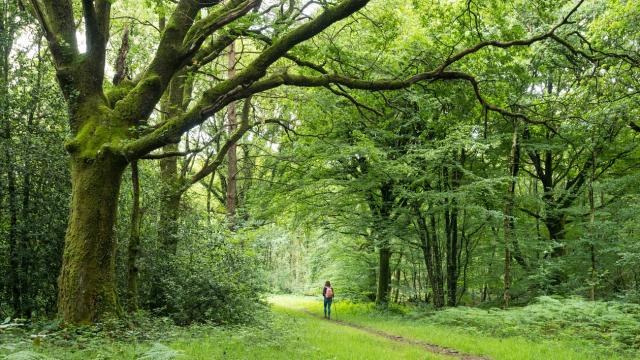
[{"xmin": 57, "ymin": 154, "xmax": 126, "ymax": 323}]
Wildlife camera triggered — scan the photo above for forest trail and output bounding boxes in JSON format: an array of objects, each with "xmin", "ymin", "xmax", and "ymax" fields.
[
  {"xmin": 300, "ymin": 309, "xmax": 489, "ymax": 360},
  {"xmin": 273, "ymin": 296, "xmax": 489, "ymax": 360}
]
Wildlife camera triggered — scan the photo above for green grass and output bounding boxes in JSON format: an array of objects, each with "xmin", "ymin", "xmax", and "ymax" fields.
[
  {"xmin": 169, "ymin": 305, "xmax": 445, "ymax": 359},
  {"xmin": 273, "ymin": 295, "xmax": 632, "ymax": 360},
  {"xmin": 0, "ymin": 304, "xmax": 444, "ymax": 359},
  {"xmin": 3, "ymin": 295, "xmax": 634, "ymax": 359}
]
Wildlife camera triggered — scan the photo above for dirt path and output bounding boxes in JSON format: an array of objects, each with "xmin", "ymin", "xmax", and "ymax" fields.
[{"xmin": 299, "ymin": 309, "xmax": 490, "ymax": 360}]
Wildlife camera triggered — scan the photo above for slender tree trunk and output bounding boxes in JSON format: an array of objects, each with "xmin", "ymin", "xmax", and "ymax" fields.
[
  {"xmin": 376, "ymin": 244, "xmax": 391, "ymax": 304},
  {"xmin": 374, "ymin": 183, "xmax": 393, "ymax": 304},
  {"xmin": 442, "ymin": 149, "xmax": 466, "ymax": 306},
  {"xmin": 393, "ymin": 252, "xmax": 402, "ymax": 303},
  {"xmin": 6, "ymin": 124, "xmax": 20, "ymax": 315},
  {"xmin": 445, "ymin": 205, "xmax": 459, "ymax": 306},
  {"xmin": 503, "ymin": 121, "xmax": 521, "ymax": 308},
  {"xmin": 17, "ymin": 35, "xmax": 43, "ymax": 318},
  {"xmin": 206, "ymin": 172, "xmax": 214, "ymax": 225},
  {"xmin": 444, "ymin": 156, "xmax": 461, "ymax": 307},
  {"xmin": 226, "ymin": 41, "xmax": 238, "ymax": 231},
  {"xmin": 588, "ymin": 148, "xmax": 597, "ymax": 301},
  {"xmin": 1, "ymin": 3, "xmax": 20, "ymax": 316},
  {"xmin": 18, "ymin": 104, "xmax": 33, "ymax": 318},
  {"xmin": 158, "ymin": 72, "xmax": 188, "ymax": 254},
  {"xmin": 458, "ymin": 224, "xmax": 472, "ymax": 304},
  {"xmin": 156, "ymin": 15, "xmax": 188, "ymax": 254},
  {"xmin": 430, "ymin": 212, "xmax": 445, "ymax": 308},
  {"xmin": 57, "ymin": 155, "xmax": 127, "ymax": 323},
  {"xmin": 415, "ymin": 207, "xmax": 444, "ymax": 308},
  {"xmin": 127, "ymin": 161, "xmax": 142, "ymax": 312}
]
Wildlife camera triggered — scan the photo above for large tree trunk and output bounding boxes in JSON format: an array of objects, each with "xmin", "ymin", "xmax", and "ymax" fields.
[{"xmin": 57, "ymin": 154, "xmax": 126, "ymax": 323}]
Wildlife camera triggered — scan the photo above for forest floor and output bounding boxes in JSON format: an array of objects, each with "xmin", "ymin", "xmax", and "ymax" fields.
[
  {"xmin": 0, "ymin": 295, "xmax": 634, "ymax": 359},
  {"xmin": 269, "ymin": 295, "xmax": 627, "ymax": 360}
]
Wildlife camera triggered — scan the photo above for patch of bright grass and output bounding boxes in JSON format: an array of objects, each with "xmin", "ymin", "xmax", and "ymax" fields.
[
  {"xmin": 170, "ymin": 306, "xmax": 446, "ymax": 359},
  {"xmin": 273, "ymin": 295, "xmax": 635, "ymax": 360}
]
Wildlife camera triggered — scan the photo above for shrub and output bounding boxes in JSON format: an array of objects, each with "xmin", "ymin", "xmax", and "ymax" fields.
[{"xmin": 141, "ymin": 238, "xmax": 267, "ymax": 325}]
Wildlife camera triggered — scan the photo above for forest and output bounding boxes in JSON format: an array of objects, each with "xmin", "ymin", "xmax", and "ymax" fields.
[{"xmin": 0, "ymin": 0, "xmax": 639, "ymax": 359}]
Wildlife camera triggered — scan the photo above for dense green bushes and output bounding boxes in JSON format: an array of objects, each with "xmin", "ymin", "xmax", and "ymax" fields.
[{"xmin": 154, "ymin": 243, "xmax": 267, "ymax": 325}]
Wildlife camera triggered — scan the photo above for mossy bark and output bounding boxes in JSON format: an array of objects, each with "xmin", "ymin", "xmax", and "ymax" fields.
[{"xmin": 57, "ymin": 153, "xmax": 126, "ymax": 323}]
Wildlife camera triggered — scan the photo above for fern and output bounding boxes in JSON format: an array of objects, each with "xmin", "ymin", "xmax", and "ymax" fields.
[
  {"xmin": 137, "ymin": 343, "xmax": 184, "ymax": 360},
  {"xmin": 4, "ymin": 350, "xmax": 57, "ymax": 360}
]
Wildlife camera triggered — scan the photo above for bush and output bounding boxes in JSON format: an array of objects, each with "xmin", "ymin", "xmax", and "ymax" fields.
[{"xmin": 142, "ymin": 238, "xmax": 267, "ymax": 325}]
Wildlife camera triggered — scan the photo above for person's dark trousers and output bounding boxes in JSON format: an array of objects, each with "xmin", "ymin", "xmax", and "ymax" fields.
[{"xmin": 324, "ymin": 297, "xmax": 333, "ymax": 319}]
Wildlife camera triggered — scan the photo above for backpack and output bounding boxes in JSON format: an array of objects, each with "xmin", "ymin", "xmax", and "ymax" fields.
[{"xmin": 325, "ymin": 287, "xmax": 334, "ymax": 298}]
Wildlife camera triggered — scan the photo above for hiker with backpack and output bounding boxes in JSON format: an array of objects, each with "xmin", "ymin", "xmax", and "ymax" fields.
[{"xmin": 323, "ymin": 281, "xmax": 334, "ymax": 319}]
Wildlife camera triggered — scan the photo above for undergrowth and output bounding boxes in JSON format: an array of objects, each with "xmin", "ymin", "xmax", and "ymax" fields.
[{"xmin": 0, "ymin": 308, "xmax": 274, "ymax": 359}]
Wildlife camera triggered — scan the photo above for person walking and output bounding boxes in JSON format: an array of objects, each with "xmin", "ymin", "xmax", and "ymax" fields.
[{"xmin": 323, "ymin": 281, "xmax": 334, "ymax": 319}]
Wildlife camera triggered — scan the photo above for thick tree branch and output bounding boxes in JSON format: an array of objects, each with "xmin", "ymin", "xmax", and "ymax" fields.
[
  {"xmin": 82, "ymin": 0, "xmax": 110, "ymax": 65},
  {"xmin": 190, "ymin": 33, "xmax": 239, "ymax": 70},
  {"xmin": 122, "ymin": 0, "xmax": 583, "ymax": 160},
  {"xmin": 185, "ymin": 98, "xmax": 252, "ymax": 190},
  {"xmin": 28, "ymin": 0, "xmax": 78, "ymax": 67},
  {"xmin": 551, "ymin": 31, "xmax": 640, "ymax": 67},
  {"xmin": 183, "ymin": 0, "xmax": 259, "ymax": 53},
  {"xmin": 112, "ymin": 0, "xmax": 201, "ymax": 124},
  {"xmin": 433, "ymin": 0, "xmax": 584, "ymax": 73},
  {"xmin": 123, "ymin": 0, "xmax": 371, "ymax": 159},
  {"xmin": 243, "ymin": 70, "xmax": 552, "ymax": 126},
  {"xmin": 113, "ymin": 23, "xmax": 131, "ymax": 85},
  {"xmin": 141, "ymin": 148, "xmax": 204, "ymax": 160}
]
